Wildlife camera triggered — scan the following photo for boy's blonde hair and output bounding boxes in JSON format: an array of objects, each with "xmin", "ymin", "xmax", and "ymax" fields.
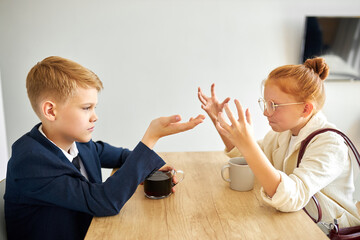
[
  {"xmin": 264, "ymin": 57, "xmax": 329, "ymax": 113},
  {"xmin": 26, "ymin": 56, "xmax": 103, "ymax": 116}
]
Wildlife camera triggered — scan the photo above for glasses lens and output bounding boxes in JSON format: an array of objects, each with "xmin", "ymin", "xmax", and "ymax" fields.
[
  {"xmin": 266, "ymin": 100, "xmax": 275, "ymax": 115},
  {"xmin": 258, "ymin": 98, "xmax": 265, "ymax": 112},
  {"xmin": 258, "ymin": 98, "xmax": 275, "ymax": 115}
]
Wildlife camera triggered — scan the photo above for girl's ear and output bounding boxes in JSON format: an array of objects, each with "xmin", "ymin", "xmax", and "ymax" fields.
[
  {"xmin": 42, "ymin": 101, "xmax": 56, "ymax": 121},
  {"xmin": 303, "ymin": 102, "xmax": 314, "ymax": 117}
]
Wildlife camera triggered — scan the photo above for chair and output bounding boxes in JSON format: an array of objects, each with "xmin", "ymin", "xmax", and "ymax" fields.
[{"xmin": 0, "ymin": 179, "xmax": 7, "ymax": 239}]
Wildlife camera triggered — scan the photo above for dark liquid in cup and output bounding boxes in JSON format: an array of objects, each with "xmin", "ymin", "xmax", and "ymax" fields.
[{"xmin": 144, "ymin": 171, "xmax": 172, "ymax": 199}]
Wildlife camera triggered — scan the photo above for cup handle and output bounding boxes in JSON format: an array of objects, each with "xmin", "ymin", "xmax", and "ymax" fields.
[
  {"xmin": 221, "ymin": 164, "xmax": 231, "ymax": 182},
  {"xmin": 172, "ymin": 170, "xmax": 185, "ymax": 186}
]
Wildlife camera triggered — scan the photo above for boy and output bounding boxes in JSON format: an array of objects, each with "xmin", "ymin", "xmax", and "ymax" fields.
[{"xmin": 4, "ymin": 56, "xmax": 205, "ymax": 240}]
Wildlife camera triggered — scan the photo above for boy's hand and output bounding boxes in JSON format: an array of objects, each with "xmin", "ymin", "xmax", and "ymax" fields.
[
  {"xmin": 139, "ymin": 165, "xmax": 178, "ymax": 192},
  {"xmin": 141, "ymin": 114, "xmax": 205, "ymax": 149},
  {"xmin": 158, "ymin": 165, "xmax": 178, "ymax": 193}
]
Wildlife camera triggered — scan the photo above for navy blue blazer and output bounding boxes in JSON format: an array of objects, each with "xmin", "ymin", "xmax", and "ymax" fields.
[{"xmin": 4, "ymin": 123, "xmax": 165, "ymax": 240}]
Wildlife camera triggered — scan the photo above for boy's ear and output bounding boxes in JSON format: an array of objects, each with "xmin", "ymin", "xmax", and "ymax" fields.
[
  {"xmin": 303, "ymin": 102, "xmax": 314, "ymax": 117},
  {"xmin": 42, "ymin": 101, "xmax": 56, "ymax": 121}
]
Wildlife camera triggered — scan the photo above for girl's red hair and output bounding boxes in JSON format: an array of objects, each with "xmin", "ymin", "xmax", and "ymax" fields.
[{"xmin": 264, "ymin": 57, "xmax": 329, "ymax": 112}]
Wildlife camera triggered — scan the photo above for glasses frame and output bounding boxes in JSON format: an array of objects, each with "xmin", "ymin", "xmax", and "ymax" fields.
[{"xmin": 258, "ymin": 98, "xmax": 305, "ymax": 115}]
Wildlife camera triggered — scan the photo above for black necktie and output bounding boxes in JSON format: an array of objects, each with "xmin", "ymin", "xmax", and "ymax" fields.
[{"xmin": 72, "ymin": 155, "xmax": 81, "ymax": 171}]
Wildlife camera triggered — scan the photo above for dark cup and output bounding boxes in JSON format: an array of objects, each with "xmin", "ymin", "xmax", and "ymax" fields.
[{"xmin": 144, "ymin": 169, "xmax": 184, "ymax": 199}]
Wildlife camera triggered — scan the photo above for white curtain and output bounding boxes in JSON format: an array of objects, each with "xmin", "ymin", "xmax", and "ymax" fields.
[{"xmin": 332, "ymin": 18, "xmax": 360, "ymax": 75}]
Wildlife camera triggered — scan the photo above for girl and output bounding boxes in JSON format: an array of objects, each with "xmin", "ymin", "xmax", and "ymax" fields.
[{"xmin": 198, "ymin": 57, "xmax": 360, "ymax": 229}]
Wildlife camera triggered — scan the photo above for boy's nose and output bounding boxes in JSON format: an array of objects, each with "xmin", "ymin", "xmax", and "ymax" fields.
[{"xmin": 91, "ymin": 112, "xmax": 98, "ymax": 122}]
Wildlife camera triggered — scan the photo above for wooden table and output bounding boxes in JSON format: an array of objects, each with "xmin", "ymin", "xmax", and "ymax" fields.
[{"xmin": 85, "ymin": 151, "xmax": 328, "ymax": 240}]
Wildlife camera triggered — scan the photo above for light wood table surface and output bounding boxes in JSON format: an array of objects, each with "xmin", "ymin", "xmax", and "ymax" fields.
[{"xmin": 85, "ymin": 151, "xmax": 328, "ymax": 240}]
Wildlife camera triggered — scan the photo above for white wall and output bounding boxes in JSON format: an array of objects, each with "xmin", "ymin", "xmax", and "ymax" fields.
[
  {"xmin": 0, "ymin": 72, "xmax": 8, "ymax": 179},
  {"xmin": 0, "ymin": 0, "xmax": 360, "ymax": 167}
]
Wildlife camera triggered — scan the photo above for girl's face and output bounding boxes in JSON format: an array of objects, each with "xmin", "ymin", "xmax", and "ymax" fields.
[{"xmin": 263, "ymin": 83, "xmax": 309, "ymax": 136}]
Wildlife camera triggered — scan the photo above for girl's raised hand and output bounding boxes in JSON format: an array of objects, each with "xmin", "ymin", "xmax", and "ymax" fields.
[{"xmin": 198, "ymin": 83, "xmax": 230, "ymax": 122}]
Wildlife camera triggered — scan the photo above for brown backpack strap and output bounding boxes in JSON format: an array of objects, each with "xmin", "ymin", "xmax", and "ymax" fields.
[{"xmin": 297, "ymin": 128, "xmax": 360, "ymax": 223}]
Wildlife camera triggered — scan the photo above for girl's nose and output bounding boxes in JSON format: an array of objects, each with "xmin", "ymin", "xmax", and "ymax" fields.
[{"xmin": 263, "ymin": 109, "xmax": 271, "ymax": 117}]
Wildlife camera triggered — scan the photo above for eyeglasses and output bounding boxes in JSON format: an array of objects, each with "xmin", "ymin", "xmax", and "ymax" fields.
[{"xmin": 258, "ymin": 98, "xmax": 304, "ymax": 116}]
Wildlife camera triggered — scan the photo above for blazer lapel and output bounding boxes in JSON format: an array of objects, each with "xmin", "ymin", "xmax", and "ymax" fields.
[{"xmin": 77, "ymin": 143, "xmax": 102, "ymax": 183}]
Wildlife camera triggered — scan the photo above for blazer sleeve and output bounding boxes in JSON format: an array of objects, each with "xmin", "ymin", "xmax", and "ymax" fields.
[
  {"xmin": 8, "ymin": 141, "xmax": 165, "ymax": 217},
  {"xmin": 89, "ymin": 140, "xmax": 132, "ymax": 168}
]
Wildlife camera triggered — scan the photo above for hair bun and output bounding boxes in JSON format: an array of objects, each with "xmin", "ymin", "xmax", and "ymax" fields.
[{"xmin": 304, "ymin": 57, "xmax": 329, "ymax": 80}]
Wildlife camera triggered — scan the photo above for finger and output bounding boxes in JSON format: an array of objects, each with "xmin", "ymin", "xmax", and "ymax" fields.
[
  {"xmin": 172, "ymin": 173, "xmax": 177, "ymax": 193},
  {"xmin": 198, "ymin": 87, "xmax": 208, "ymax": 102},
  {"xmin": 224, "ymin": 103, "xmax": 238, "ymax": 126},
  {"xmin": 159, "ymin": 165, "xmax": 173, "ymax": 172},
  {"xmin": 217, "ymin": 112, "xmax": 231, "ymax": 131},
  {"xmin": 210, "ymin": 83, "xmax": 215, "ymax": 96},
  {"xmin": 191, "ymin": 114, "xmax": 205, "ymax": 124},
  {"xmin": 198, "ymin": 86, "xmax": 206, "ymax": 98},
  {"xmin": 198, "ymin": 91, "xmax": 207, "ymax": 105},
  {"xmin": 245, "ymin": 108, "xmax": 252, "ymax": 125},
  {"xmin": 215, "ymin": 121, "xmax": 224, "ymax": 133},
  {"xmin": 172, "ymin": 175, "xmax": 178, "ymax": 185},
  {"xmin": 215, "ymin": 120, "xmax": 231, "ymax": 139},
  {"xmin": 188, "ymin": 114, "xmax": 205, "ymax": 123},
  {"xmin": 221, "ymin": 97, "xmax": 231, "ymax": 106},
  {"xmin": 193, "ymin": 114, "xmax": 206, "ymax": 121},
  {"xmin": 167, "ymin": 115, "xmax": 182, "ymax": 124},
  {"xmin": 185, "ymin": 115, "xmax": 205, "ymax": 128},
  {"xmin": 234, "ymin": 99, "xmax": 245, "ymax": 123},
  {"xmin": 171, "ymin": 115, "xmax": 205, "ymax": 132}
]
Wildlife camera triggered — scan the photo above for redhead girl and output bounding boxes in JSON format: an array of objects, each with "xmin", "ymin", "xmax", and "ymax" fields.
[{"xmin": 198, "ymin": 58, "xmax": 360, "ymax": 229}]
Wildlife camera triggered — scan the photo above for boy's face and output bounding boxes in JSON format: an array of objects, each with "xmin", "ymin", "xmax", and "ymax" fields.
[{"xmin": 52, "ymin": 87, "xmax": 98, "ymax": 147}]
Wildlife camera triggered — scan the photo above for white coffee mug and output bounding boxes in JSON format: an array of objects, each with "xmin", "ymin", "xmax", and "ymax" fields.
[{"xmin": 221, "ymin": 157, "xmax": 255, "ymax": 191}]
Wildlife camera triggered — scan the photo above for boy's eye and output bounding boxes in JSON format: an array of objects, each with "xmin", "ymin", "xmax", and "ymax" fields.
[{"xmin": 83, "ymin": 107, "xmax": 91, "ymax": 111}]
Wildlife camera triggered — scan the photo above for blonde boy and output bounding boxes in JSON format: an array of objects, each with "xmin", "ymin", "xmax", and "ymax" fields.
[{"xmin": 4, "ymin": 56, "xmax": 204, "ymax": 240}]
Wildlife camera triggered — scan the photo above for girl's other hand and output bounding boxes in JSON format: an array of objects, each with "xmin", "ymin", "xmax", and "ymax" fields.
[{"xmin": 215, "ymin": 99, "xmax": 255, "ymax": 152}]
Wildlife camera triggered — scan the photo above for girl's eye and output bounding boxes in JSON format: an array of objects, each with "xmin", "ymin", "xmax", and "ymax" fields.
[{"xmin": 83, "ymin": 107, "xmax": 91, "ymax": 111}]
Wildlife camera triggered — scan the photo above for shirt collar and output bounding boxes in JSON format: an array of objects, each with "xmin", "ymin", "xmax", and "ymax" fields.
[{"xmin": 38, "ymin": 124, "xmax": 79, "ymax": 162}]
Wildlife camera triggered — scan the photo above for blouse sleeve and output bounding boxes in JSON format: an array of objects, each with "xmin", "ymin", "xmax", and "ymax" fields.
[{"xmin": 260, "ymin": 132, "xmax": 348, "ymax": 212}]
